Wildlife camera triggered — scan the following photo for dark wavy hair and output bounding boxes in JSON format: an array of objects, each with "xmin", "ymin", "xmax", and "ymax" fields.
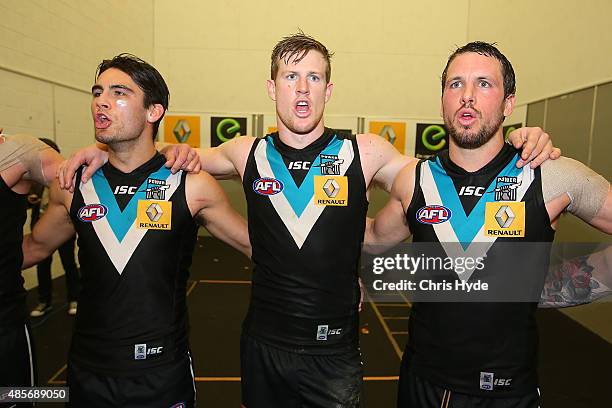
[{"xmin": 96, "ymin": 54, "xmax": 169, "ymax": 139}]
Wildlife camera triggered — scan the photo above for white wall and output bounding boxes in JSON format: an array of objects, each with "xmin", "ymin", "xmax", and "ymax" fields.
[
  {"xmin": 155, "ymin": 0, "xmax": 612, "ymax": 119},
  {"xmin": 468, "ymin": 0, "xmax": 612, "ymax": 106},
  {"xmin": 0, "ymin": 0, "xmax": 155, "ymax": 155},
  {"xmin": 154, "ymin": 0, "xmax": 470, "ymax": 119}
]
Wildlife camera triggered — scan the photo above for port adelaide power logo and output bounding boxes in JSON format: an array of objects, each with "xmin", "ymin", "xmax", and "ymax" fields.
[{"xmin": 145, "ymin": 178, "xmax": 170, "ymax": 200}]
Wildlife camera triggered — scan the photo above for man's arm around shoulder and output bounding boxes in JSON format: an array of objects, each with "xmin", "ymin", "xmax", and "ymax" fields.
[
  {"xmin": 186, "ymin": 171, "xmax": 251, "ymax": 258},
  {"xmin": 23, "ymin": 180, "xmax": 75, "ymax": 268}
]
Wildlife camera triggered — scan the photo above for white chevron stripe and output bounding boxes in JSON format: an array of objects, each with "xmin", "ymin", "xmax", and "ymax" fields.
[
  {"xmin": 254, "ymin": 139, "xmax": 354, "ymax": 249},
  {"xmin": 79, "ymin": 171, "xmax": 182, "ymax": 274},
  {"xmin": 420, "ymin": 161, "xmax": 534, "ymax": 281}
]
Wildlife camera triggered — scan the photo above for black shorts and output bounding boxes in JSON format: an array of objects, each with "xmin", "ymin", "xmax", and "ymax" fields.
[
  {"xmin": 397, "ymin": 365, "xmax": 540, "ymax": 408},
  {"xmin": 240, "ymin": 333, "xmax": 362, "ymax": 408},
  {"xmin": 0, "ymin": 324, "xmax": 36, "ymax": 408},
  {"xmin": 66, "ymin": 353, "xmax": 196, "ymax": 408}
]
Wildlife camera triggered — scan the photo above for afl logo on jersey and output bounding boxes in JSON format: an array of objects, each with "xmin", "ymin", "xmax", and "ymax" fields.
[
  {"xmin": 253, "ymin": 177, "xmax": 283, "ymax": 195},
  {"xmin": 78, "ymin": 204, "xmax": 108, "ymax": 222},
  {"xmin": 416, "ymin": 205, "xmax": 452, "ymax": 224}
]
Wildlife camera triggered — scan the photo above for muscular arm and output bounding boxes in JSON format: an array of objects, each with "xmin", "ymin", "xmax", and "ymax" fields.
[
  {"xmin": 61, "ymin": 136, "xmax": 255, "ymax": 189},
  {"xmin": 541, "ymin": 157, "xmax": 611, "ymax": 230},
  {"xmin": 186, "ymin": 172, "xmax": 251, "ymax": 258},
  {"xmin": 193, "ymin": 136, "xmax": 254, "ymax": 180},
  {"xmin": 357, "ymin": 133, "xmax": 416, "ymax": 192},
  {"xmin": 538, "ymin": 157, "xmax": 611, "ymax": 307},
  {"xmin": 358, "ymin": 126, "xmax": 557, "ymax": 193},
  {"xmin": 0, "ymin": 134, "xmax": 62, "ymax": 187},
  {"xmin": 22, "ymin": 180, "xmax": 75, "ymax": 268},
  {"xmin": 539, "ymin": 247, "xmax": 612, "ymax": 308},
  {"xmin": 364, "ymin": 162, "xmax": 416, "ymax": 251}
]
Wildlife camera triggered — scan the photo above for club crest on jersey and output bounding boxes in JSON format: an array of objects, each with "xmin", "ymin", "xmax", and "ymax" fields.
[
  {"xmin": 416, "ymin": 205, "xmax": 452, "ymax": 224},
  {"xmin": 316, "ymin": 154, "xmax": 344, "ymax": 175},
  {"xmin": 77, "ymin": 204, "xmax": 108, "ymax": 222},
  {"xmin": 145, "ymin": 178, "xmax": 170, "ymax": 200},
  {"xmin": 491, "ymin": 176, "xmax": 521, "ymax": 201},
  {"xmin": 253, "ymin": 177, "xmax": 283, "ymax": 195}
]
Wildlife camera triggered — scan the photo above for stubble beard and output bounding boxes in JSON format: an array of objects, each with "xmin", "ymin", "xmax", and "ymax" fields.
[{"xmin": 445, "ymin": 106, "xmax": 505, "ymax": 150}]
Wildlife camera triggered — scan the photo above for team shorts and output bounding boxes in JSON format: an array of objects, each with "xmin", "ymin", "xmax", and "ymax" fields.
[
  {"xmin": 240, "ymin": 333, "xmax": 362, "ymax": 408},
  {"xmin": 0, "ymin": 324, "xmax": 36, "ymax": 408},
  {"xmin": 66, "ymin": 353, "xmax": 196, "ymax": 408},
  {"xmin": 397, "ymin": 363, "xmax": 540, "ymax": 408}
]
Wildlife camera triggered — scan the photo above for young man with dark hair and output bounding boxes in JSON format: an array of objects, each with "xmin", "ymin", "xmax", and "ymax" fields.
[
  {"xmin": 22, "ymin": 54, "xmax": 250, "ymax": 407},
  {"xmin": 0, "ymin": 130, "xmax": 63, "ymax": 406},
  {"xmin": 96, "ymin": 53, "xmax": 170, "ymax": 140},
  {"xmin": 366, "ymin": 41, "xmax": 611, "ymax": 407},
  {"xmin": 60, "ymin": 34, "xmax": 560, "ymax": 407}
]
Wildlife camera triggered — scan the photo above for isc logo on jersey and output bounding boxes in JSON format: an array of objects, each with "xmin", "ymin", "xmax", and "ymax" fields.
[
  {"xmin": 316, "ymin": 325, "xmax": 343, "ymax": 341},
  {"xmin": 136, "ymin": 200, "xmax": 172, "ymax": 230},
  {"xmin": 253, "ymin": 177, "xmax": 283, "ymax": 195},
  {"xmin": 78, "ymin": 204, "xmax": 108, "ymax": 222},
  {"xmin": 134, "ymin": 343, "xmax": 164, "ymax": 360},
  {"xmin": 480, "ymin": 371, "xmax": 512, "ymax": 390},
  {"xmin": 416, "ymin": 205, "xmax": 452, "ymax": 224}
]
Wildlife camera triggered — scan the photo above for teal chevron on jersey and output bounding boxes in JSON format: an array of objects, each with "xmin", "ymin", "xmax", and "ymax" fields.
[
  {"xmin": 429, "ymin": 153, "xmax": 522, "ymax": 248},
  {"xmin": 266, "ymin": 136, "xmax": 343, "ymax": 217},
  {"xmin": 80, "ymin": 164, "xmax": 181, "ymax": 274},
  {"xmin": 91, "ymin": 165, "xmax": 172, "ymax": 242}
]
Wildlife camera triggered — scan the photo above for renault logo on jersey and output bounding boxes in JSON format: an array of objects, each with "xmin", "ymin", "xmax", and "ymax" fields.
[
  {"xmin": 146, "ymin": 203, "xmax": 163, "ymax": 222},
  {"xmin": 485, "ymin": 202, "xmax": 525, "ymax": 237},
  {"xmin": 137, "ymin": 200, "xmax": 172, "ymax": 230},
  {"xmin": 495, "ymin": 205, "xmax": 515, "ymax": 228},
  {"xmin": 314, "ymin": 176, "xmax": 348, "ymax": 206},
  {"xmin": 323, "ymin": 179, "xmax": 340, "ymax": 198}
]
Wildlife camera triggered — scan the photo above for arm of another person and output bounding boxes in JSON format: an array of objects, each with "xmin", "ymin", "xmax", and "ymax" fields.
[
  {"xmin": 165, "ymin": 135, "xmax": 255, "ymax": 179},
  {"xmin": 186, "ymin": 171, "xmax": 251, "ymax": 258},
  {"xmin": 539, "ymin": 246, "xmax": 612, "ymax": 308},
  {"xmin": 364, "ymin": 162, "xmax": 417, "ymax": 251},
  {"xmin": 359, "ymin": 127, "xmax": 559, "ymax": 194},
  {"xmin": 0, "ymin": 134, "xmax": 62, "ymax": 187},
  {"xmin": 539, "ymin": 157, "xmax": 611, "ymax": 307},
  {"xmin": 22, "ymin": 180, "xmax": 75, "ymax": 268},
  {"xmin": 60, "ymin": 136, "xmax": 255, "ymax": 190}
]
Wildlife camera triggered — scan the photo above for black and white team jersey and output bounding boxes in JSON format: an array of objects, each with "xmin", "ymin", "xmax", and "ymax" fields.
[
  {"xmin": 405, "ymin": 144, "xmax": 555, "ymax": 397},
  {"xmin": 69, "ymin": 153, "xmax": 198, "ymax": 374},
  {"xmin": 242, "ymin": 128, "xmax": 368, "ymax": 354},
  {"xmin": 0, "ymin": 175, "xmax": 28, "ymax": 328}
]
